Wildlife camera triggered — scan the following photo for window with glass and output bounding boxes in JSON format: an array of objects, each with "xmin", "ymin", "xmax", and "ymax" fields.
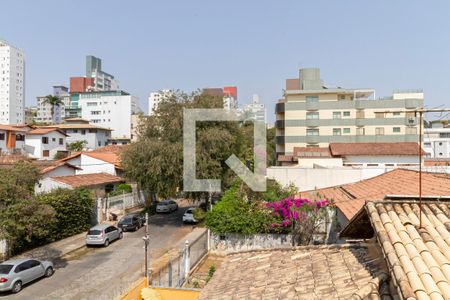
[
  {"xmin": 306, "ymin": 112, "xmax": 319, "ymax": 119},
  {"xmin": 343, "ymin": 111, "xmax": 350, "ymax": 117},
  {"xmin": 305, "ymin": 96, "xmax": 318, "ymax": 103},
  {"xmin": 42, "ymin": 137, "xmax": 48, "ymax": 144},
  {"xmin": 332, "ymin": 112, "xmax": 342, "ymax": 119},
  {"xmin": 306, "ymin": 129, "xmax": 319, "ymax": 136},
  {"xmin": 393, "ymin": 112, "xmax": 401, "ymax": 116},
  {"xmin": 356, "ymin": 127, "xmax": 365, "ymax": 136},
  {"xmin": 333, "ymin": 128, "xmax": 342, "ymax": 136},
  {"xmin": 375, "ymin": 127, "xmax": 385, "ymax": 135},
  {"xmin": 439, "ymin": 133, "xmax": 450, "ymax": 138},
  {"xmin": 393, "ymin": 127, "xmax": 401, "ymax": 133},
  {"xmin": 343, "ymin": 128, "xmax": 350, "ymax": 134},
  {"xmin": 375, "ymin": 112, "xmax": 385, "ymax": 119}
]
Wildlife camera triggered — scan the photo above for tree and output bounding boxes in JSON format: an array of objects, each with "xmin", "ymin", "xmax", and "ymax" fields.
[
  {"xmin": 122, "ymin": 90, "xmax": 244, "ymax": 200},
  {"xmin": 43, "ymin": 95, "xmax": 63, "ymax": 124},
  {"xmin": 67, "ymin": 140, "xmax": 87, "ymax": 152}
]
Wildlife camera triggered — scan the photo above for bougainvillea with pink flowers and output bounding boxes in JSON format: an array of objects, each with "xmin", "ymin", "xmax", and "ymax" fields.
[{"xmin": 266, "ymin": 197, "xmax": 330, "ymax": 245}]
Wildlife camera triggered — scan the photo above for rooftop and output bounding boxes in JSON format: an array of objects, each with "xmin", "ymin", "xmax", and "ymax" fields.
[
  {"xmin": 303, "ymin": 169, "xmax": 450, "ymax": 220},
  {"xmin": 341, "ymin": 199, "xmax": 450, "ymax": 300},
  {"xmin": 27, "ymin": 127, "xmax": 68, "ymax": 136},
  {"xmin": 199, "ymin": 244, "xmax": 391, "ymax": 299},
  {"xmin": 329, "ymin": 142, "xmax": 424, "ymax": 157},
  {"xmin": 44, "ymin": 123, "xmax": 112, "ymax": 131},
  {"xmin": 51, "ymin": 173, "xmax": 123, "ymax": 188}
]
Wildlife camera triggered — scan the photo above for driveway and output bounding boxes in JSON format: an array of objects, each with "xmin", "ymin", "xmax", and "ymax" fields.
[{"xmin": 1, "ymin": 205, "xmax": 195, "ymax": 300}]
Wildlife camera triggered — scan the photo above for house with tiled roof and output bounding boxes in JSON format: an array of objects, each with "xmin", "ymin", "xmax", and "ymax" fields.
[
  {"xmin": 340, "ymin": 197, "xmax": 450, "ymax": 300},
  {"xmin": 58, "ymin": 145, "xmax": 127, "ymax": 176},
  {"xmin": 36, "ymin": 172, "xmax": 123, "ymax": 197},
  {"xmin": 302, "ymin": 169, "xmax": 450, "ymax": 234},
  {"xmin": 0, "ymin": 124, "xmax": 27, "ymax": 154},
  {"xmin": 24, "ymin": 127, "xmax": 68, "ymax": 160}
]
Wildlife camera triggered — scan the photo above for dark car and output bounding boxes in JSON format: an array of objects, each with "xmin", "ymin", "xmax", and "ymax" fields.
[{"xmin": 118, "ymin": 215, "xmax": 142, "ymax": 232}]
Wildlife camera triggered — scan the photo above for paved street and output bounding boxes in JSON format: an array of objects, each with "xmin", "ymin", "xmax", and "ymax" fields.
[{"xmin": 0, "ymin": 206, "xmax": 194, "ymax": 300}]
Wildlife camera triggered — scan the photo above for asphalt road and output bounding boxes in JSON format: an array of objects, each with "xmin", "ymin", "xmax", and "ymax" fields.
[{"xmin": 0, "ymin": 206, "xmax": 193, "ymax": 300}]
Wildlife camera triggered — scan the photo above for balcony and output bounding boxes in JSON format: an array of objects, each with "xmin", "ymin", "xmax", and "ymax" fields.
[
  {"xmin": 355, "ymin": 119, "xmax": 365, "ymax": 126},
  {"xmin": 305, "ymin": 135, "xmax": 320, "ymax": 144},
  {"xmin": 275, "ymin": 103, "xmax": 285, "ymax": 113},
  {"xmin": 305, "ymin": 119, "xmax": 320, "ymax": 127},
  {"xmin": 305, "ymin": 101, "xmax": 319, "ymax": 111},
  {"xmin": 275, "ymin": 120, "xmax": 285, "ymax": 129},
  {"xmin": 405, "ymin": 98, "xmax": 422, "ymax": 109}
]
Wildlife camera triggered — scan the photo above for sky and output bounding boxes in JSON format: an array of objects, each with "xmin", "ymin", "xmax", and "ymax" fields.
[{"xmin": 1, "ymin": 0, "xmax": 450, "ymax": 123}]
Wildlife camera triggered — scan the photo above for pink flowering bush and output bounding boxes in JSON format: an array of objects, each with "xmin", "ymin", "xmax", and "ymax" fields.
[{"xmin": 266, "ymin": 197, "xmax": 329, "ymax": 245}]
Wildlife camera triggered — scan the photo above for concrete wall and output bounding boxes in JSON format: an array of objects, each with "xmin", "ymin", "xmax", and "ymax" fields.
[
  {"xmin": 41, "ymin": 165, "xmax": 76, "ymax": 179},
  {"xmin": 0, "ymin": 239, "xmax": 7, "ymax": 261},
  {"xmin": 35, "ymin": 177, "xmax": 71, "ymax": 194},
  {"xmin": 64, "ymin": 154, "xmax": 117, "ymax": 175},
  {"xmin": 210, "ymin": 233, "xmax": 294, "ymax": 255}
]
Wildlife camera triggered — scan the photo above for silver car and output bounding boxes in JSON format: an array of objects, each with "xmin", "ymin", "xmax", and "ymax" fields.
[
  {"xmin": 0, "ymin": 259, "xmax": 54, "ymax": 293},
  {"xmin": 85, "ymin": 224, "xmax": 123, "ymax": 247},
  {"xmin": 156, "ymin": 200, "xmax": 178, "ymax": 213}
]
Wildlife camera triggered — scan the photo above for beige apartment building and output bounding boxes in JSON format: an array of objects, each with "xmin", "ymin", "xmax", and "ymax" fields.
[{"xmin": 275, "ymin": 68, "xmax": 423, "ymax": 163}]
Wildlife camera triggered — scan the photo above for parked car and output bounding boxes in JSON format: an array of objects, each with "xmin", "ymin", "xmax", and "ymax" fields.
[
  {"xmin": 0, "ymin": 259, "xmax": 54, "ymax": 293},
  {"xmin": 118, "ymin": 214, "xmax": 143, "ymax": 232},
  {"xmin": 85, "ymin": 224, "xmax": 122, "ymax": 247},
  {"xmin": 156, "ymin": 200, "xmax": 178, "ymax": 213},
  {"xmin": 182, "ymin": 208, "xmax": 198, "ymax": 223}
]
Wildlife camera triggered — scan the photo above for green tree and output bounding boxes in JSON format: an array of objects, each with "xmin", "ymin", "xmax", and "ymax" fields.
[
  {"xmin": 43, "ymin": 95, "xmax": 63, "ymax": 124},
  {"xmin": 67, "ymin": 140, "xmax": 87, "ymax": 152},
  {"xmin": 122, "ymin": 91, "xmax": 242, "ymax": 201}
]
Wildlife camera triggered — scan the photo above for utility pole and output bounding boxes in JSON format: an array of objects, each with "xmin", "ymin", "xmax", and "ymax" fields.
[{"xmin": 143, "ymin": 212, "xmax": 150, "ymax": 286}]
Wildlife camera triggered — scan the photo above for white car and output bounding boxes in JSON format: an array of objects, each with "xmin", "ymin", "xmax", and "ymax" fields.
[
  {"xmin": 0, "ymin": 259, "xmax": 54, "ymax": 293},
  {"xmin": 182, "ymin": 208, "xmax": 198, "ymax": 223},
  {"xmin": 156, "ymin": 200, "xmax": 178, "ymax": 213}
]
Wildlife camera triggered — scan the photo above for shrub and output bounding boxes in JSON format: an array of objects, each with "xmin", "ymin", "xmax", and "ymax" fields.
[
  {"xmin": 108, "ymin": 183, "xmax": 133, "ymax": 197},
  {"xmin": 37, "ymin": 188, "xmax": 95, "ymax": 241},
  {"xmin": 193, "ymin": 208, "xmax": 206, "ymax": 222}
]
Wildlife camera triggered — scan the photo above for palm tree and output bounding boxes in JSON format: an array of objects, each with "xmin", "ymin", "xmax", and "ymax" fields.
[{"xmin": 43, "ymin": 95, "xmax": 63, "ymax": 124}]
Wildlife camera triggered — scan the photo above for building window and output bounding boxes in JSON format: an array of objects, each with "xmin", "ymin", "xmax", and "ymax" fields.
[
  {"xmin": 424, "ymin": 142, "xmax": 431, "ymax": 147},
  {"xmin": 42, "ymin": 137, "xmax": 48, "ymax": 144},
  {"xmin": 52, "ymin": 138, "xmax": 56, "ymax": 142},
  {"xmin": 306, "ymin": 129, "xmax": 319, "ymax": 136},
  {"xmin": 87, "ymin": 102, "xmax": 98, "ymax": 106},
  {"xmin": 343, "ymin": 111, "xmax": 350, "ymax": 117},
  {"xmin": 343, "ymin": 128, "xmax": 350, "ymax": 134},
  {"xmin": 16, "ymin": 134, "xmax": 24, "ymax": 141},
  {"xmin": 43, "ymin": 150, "xmax": 49, "ymax": 157},
  {"xmin": 59, "ymin": 138, "xmax": 63, "ymax": 145},
  {"xmin": 73, "ymin": 129, "xmax": 78, "ymax": 133},
  {"xmin": 0, "ymin": 133, "xmax": 4, "ymax": 140},
  {"xmin": 339, "ymin": 95, "xmax": 346, "ymax": 100},
  {"xmin": 98, "ymin": 141, "xmax": 101, "ymax": 146},
  {"xmin": 375, "ymin": 112, "xmax": 385, "ymax": 119},
  {"xmin": 393, "ymin": 112, "xmax": 401, "ymax": 116},
  {"xmin": 356, "ymin": 127, "xmax": 365, "ymax": 136},
  {"xmin": 81, "ymin": 130, "xmax": 86, "ymax": 135},
  {"xmin": 393, "ymin": 127, "xmax": 401, "ymax": 133},
  {"xmin": 439, "ymin": 133, "xmax": 450, "ymax": 138},
  {"xmin": 356, "ymin": 110, "xmax": 365, "ymax": 119},
  {"xmin": 306, "ymin": 112, "xmax": 319, "ymax": 119},
  {"xmin": 375, "ymin": 127, "xmax": 385, "ymax": 135},
  {"xmin": 305, "ymin": 96, "xmax": 318, "ymax": 103},
  {"xmin": 333, "ymin": 128, "xmax": 342, "ymax": 136},
  {"xmin": 91, "ymin": 111, "xmax": 101, "ymax": 115},
  {"xmin": 332, "ymin": 112, "xmax": 342, "ymax": 119}
]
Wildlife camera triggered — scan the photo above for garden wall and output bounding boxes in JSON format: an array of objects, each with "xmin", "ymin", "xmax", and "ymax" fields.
[{"xmin": 210, "ymin": 233, "xmax": 294, "ymax": 255}]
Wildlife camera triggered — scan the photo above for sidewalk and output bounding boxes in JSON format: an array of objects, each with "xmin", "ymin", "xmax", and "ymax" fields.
[{"xmin": 15, "ymin": 232, "xmax": 87, "ymax": 262}]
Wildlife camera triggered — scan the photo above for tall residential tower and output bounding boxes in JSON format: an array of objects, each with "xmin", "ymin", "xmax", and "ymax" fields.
[{"xmin": 0, "ymin": 40, "xmax": 25, "ymax": 124}]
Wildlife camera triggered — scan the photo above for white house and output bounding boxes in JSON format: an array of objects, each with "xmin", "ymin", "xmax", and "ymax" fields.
[
  {"xmin": 0, "ymin": 124, "xmax": 27, "ymax": 154},
  {"xmin": 25, "ymin": 128, "xmax": 68, "ymax": 160},
  {"xmin": 45, "ymin": 118, "xmax": 112, "ymax": 150}
]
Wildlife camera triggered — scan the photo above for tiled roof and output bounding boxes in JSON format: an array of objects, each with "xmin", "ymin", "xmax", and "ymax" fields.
[
  {"xmin": 44, "ymin": 124, "xmax": 112, "ymax": 131},
  {"xmin": 27, "ymin": 127, "xmax": 68, "ymax": 136},
  {"xmin": 199, "ymin": 244, "xmax": 392, "ymax": 300},
  {"xmin": 425, "ymin": 159, "xmax": 450, "ymax": 167},
  {"xmin": 294, "ymin": 147, "xmax": 332, "ymax": 158},
  {"xmin": 39, "ymin": 161, "xmax": 81, "ymax": 174},
  {"xmin": 304, "ymin": 169, "xmax": 450, "ymax": 221},
  {"xmin": 342, "ymin": 200, "xmax": 450, "ymax": 300},
  {"xmin": 51, "ymin": 173, "xmax": 123, "ymax": 188},
  {"xmin": 90, "ymin": 144, "xmax": 128, "ymax": 155},
  {"xmin": 277, "ymin": 155, "xmax": 295, "ymax": 162},
  {"xmin": 329, "ymin": 142, "xmax": 425, "ymax": 156},
  {"xmin": 0, "ymin": 125, "xmax": 27, "ymax": 132},
  {"xmin": 84, "ymin": 152, "xmax": 122, "ymax": 169}
]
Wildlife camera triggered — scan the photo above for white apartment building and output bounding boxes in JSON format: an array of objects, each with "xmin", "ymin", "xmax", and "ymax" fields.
[
  {"xmin": 240, "ymin": 94, "xmax": 266, "ymax": 123},
  {"xmin": 276, "ymin": 68, "xmax": 424, "ymax": 163},
  {"xmin": 0, "ymin": 40, "xmax": 25, "ymax": 124},
  {"xmin": 36, "ymin": 92, "xmax": 70, "ymax": 124},
  {"xmin": 423, "ymin": 122, "xmax": 450, "ymax": 158},
  {"xmin": 78, "ymin": 91, "xmax": 140, "ymax": 139},
  {"xmin": 148, "ymin": 89, "xmax": 173, "ymax": 116}
]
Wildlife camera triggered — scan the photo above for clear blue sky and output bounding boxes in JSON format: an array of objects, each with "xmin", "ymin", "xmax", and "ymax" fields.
[{"xmin": 2, "ymin": 0, "xmax": 450, "ymax": 122}]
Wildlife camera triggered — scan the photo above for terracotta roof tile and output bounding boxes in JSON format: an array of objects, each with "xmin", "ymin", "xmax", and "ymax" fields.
[
  {"xmin": 84, "ymin": 152, "xmax": 122, "ymax": 169},
  {"xmin": 198, "ymin": 244, "xmax": 391, "ymax": 300},
  {"xmin": 303, "ymin": 169, "xmax": 450, "ymax": 221},
  {"xmin": 344, "ymin": 200, "xmax": 450, "ymax": 300},
  {"xmin": 0, "ymin": 125, "xmax": 27, "ymax": 132},
  {"xmin": 294, "ymin": 147, "xmax": 332, "ymax": 158},
  {"xmin": 330, "ymin": 142, "xmax": 425, "ymax": 156},
  {"xmin": 27, "ymin": 127, "xmax": 68, "ymax": 136},
  {"xmin": 39, "ymin": 161, "xmax": 81, "ymax": 174},
  {"xmin": 51, "ymin": 173, "xmax": 123, "ymax": 188}
]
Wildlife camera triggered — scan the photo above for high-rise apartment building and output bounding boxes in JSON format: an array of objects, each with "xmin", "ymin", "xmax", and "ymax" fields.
[
  {"xmin": 240, "ymin": 94, "xmax": 266, "ymax": 123},
  {"xmin": 77, "ymin": 90, "xmax": 141, "ymax": 139},
  {"xmin": 148, "ymin": 89, "xmax": 173, "ymax": 116},
  {"xmin": 203, "ymin": 86, "xmax": 238, "ymax": 110},
  {"xmin": 85, "ymin": 55, "xmax": 119, "ymax": 91},
  {"xmin": 275, "ymin": 68, "xmax": 423, "ymax": 161},
  {"xmin": 0, "ymin": 40, "xmax": 25, "ymax": 124},
  {"xmin": 423, "ymin": 121, "xmax": 450, "ymax": 158},
  {"xmin": 36, "ymin": 86, "xmax": 70, "ymax": 124}
]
